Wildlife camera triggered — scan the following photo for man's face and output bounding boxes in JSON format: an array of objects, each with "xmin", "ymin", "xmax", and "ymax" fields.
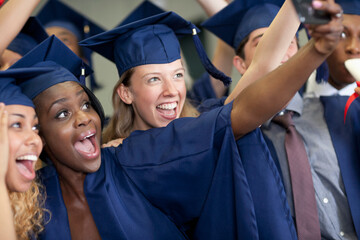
[{"xmin": 326, "ymin": 14, "xmax": 360, "ymax": 90}]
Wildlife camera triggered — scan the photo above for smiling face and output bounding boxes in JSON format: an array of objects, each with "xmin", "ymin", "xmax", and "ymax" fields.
[
  {"xmin": 117, "ymin": 59, "xmax": 187, "ymax": 131},
  {"xmin": 34, "ymin": 81, "xmax": 101, "ymax": 174},
  {"xmin": 0, "ymin": 49, "xmax": 22, "ymax": 71},
  {"xmin": 5, "ymin": 105, "xmax": 42, "ymax": 192},
  {"xmin": 326, "ymin": 14, "xmax": 360, "ymax": 89}
]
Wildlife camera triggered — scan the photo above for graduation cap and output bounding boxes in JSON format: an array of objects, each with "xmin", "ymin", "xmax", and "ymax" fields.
[
  {"xmin": 0, "ymin": 69, "xmax": 52, "ymax": 107},
  {"xmin": 202, "ymin": 0, "xmax": 284, "ymax": 50},
  {"xmin": 9, "ymin": 35, "xmax": 105, "ymax": 127},
  {"xmin": 37, "ymin": 0, "xmax": 106, "ymax": 90},
  {"xmin": 80, "ymin": 11, "xmax": 231, "ymax": 86},
  {"xmin": 118, "ymin": 0, "xmax": 165, "ymax": 27},
  {"xmin": 336, "ymin": 0, "xmax": 360, "ymax": 15},
  {"xmin": 7, "ymin": 17, "xmax": 48, "ymax": 57}
]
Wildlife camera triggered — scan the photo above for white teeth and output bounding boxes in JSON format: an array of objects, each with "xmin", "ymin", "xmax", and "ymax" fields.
[
  {"xmin": 82, "ymin": 133, "xmax": 95, "ymax": 141},
  {"xmin": 16, "ymin": 155, "xmax": 38, "ymax": 161},
  {"xmin": 157, "ymin": 102, "xmax": 177, "ymax": 110}
]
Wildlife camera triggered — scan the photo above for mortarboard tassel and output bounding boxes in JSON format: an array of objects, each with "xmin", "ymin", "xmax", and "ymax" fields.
[
  {"xmin": 80, "ymin": 64, "xmax": 86, "ymax": 85},
  {"xmin": 191, "ymin": 27, "xmax": 232, "ymax": 86}
]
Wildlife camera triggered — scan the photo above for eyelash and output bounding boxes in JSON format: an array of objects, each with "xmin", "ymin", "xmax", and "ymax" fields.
[
  {"xmin": 55, "ymin": 101, "xmax": 91, "ymax": 119},
  {"xmin": 10, "ymin": 122, "xmax": 40, "ymax": 132},
  {"xmin": 148, "ymin": 77, "xmax": 160, "ymax": 83},
  {"xmin": 174, "ymin": 73, "xmax": 183, "ymax": 79},
  {"xmin": 32, "ymin": 124, "xmax": 40, "ymax": 132},
  {"xmin": 10, "ymin": 122, "xmax": 21, "ymax": 128}
]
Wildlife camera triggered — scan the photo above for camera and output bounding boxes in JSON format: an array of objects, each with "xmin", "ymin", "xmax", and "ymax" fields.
[{"xmin": 292, "ymin": 0, "xmax": 331, "ymax": 24}]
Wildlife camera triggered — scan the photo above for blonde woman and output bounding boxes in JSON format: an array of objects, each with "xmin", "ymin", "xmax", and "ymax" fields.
[{"xmin": 0, "ymin": 73, "xmax": 46, "ymax": 240}]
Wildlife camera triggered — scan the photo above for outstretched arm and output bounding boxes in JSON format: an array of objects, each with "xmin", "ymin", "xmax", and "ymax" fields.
[
  {"xmin": 226, "ymin": 0, "xmax": 300, "ymax": 104},
  {"xmin": 196, "ymin": 0, "xmax": 233, "ymax": 98},
  {"xmin": 231, "ymin": 1, "xmax": 343, "ymax": 139},
  {"xmin": 0, "ymin": 103, "xmax": 16, "ymax": 240},
  {"xmin": 0, "ymin": 0, "xmax": 40, "ymax": 56}
]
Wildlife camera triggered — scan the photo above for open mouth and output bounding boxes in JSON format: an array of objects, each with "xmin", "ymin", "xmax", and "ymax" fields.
[
  {"xmin": 156, "ymin": 102, "xmax": 178, "ymax": 119},
  {"xmin": 16, "ymin": 155, "xmax": 37, "ymax": 181},
  {"xmin": 74, "ymin": 132, "xmax": 100, "ymax": 160}
]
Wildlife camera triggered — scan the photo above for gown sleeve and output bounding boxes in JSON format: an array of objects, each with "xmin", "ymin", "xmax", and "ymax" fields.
[
  {"xmin": 115, "ymin": 102, "xmax": 259, "ymax": 239},
  {"xmin": 187, "ymin": 72, "xmax": 229, "ymax": 107}
]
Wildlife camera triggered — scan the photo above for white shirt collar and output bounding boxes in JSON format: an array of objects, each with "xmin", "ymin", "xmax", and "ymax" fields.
[{"xmin": 304, "ymin": 74, "xmax": 357, "ymax": 98}]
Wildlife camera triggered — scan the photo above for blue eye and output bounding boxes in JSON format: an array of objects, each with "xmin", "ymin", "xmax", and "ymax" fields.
[
  {"xmin": 148, "ymin": 77, "xmax": 160, "ymax": 83},
  {"xmin": 174, "ymin": 73, "xmax": 183, "ymax": 79}
]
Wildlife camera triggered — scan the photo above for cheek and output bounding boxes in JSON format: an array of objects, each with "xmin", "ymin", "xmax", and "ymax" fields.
[
  {"xmin": 7, "ymin": 132, "xmax": 21, "ymax": 162},
  {"xmin": 178, "ymin": 83, "xmax": 187, "ymax": 101}
]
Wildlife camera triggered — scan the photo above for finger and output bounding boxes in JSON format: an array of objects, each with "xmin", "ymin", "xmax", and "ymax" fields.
[
  {"xmin": 308, "ymin": 23, "xmax": 344, "ymax": 36},
  {"xmin": 0, "ymin": 103, "xmax": 8, "ymax": 144},
  {"xmin": 312, "ymin": 1, "xmax": 343, "ymax": 18}
]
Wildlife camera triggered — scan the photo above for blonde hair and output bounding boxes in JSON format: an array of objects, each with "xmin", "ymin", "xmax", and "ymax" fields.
[
  {"xmin": 102, "ymin": 68, "xmax": 199, "ymax": 143},
  {"xmin": 9, "ymin": 179, "xmax": 47, "ymax": 240}
]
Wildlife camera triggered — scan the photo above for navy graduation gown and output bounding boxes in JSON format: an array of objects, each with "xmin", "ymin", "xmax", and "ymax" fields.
[
  {"xmin": 187, "ymin": 72, "xmax": 229, "ymax": 107},
  {"xmin": 321, "ymin": 96, "xmax": 360, "ymax": 238},
  {"xmin": 39, "ymin": 103, "xmax": 260, "ymax": 240},
  {"xmin": 236, "ymin": 129, "xmax": 297, "ymax": 240},
  {"xmin": 197, "ymin": 98, "xmax": 297, "ymax": 240}
]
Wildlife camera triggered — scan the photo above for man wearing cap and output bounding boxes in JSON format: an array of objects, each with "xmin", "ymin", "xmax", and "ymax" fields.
[
  {"xmin": 36, "ymin": 0, "xmax": 105, "ymax": 90},
  {"xmin": 263, "ymin": 1, "xmax": 360, "ymax": 239},
  {"xmin": 205, "ymin": 0, "xmax": 360, "ymax": 239}
]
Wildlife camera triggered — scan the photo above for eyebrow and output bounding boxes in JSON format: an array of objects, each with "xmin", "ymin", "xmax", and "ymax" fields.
[
  {"xmin": 56, "ymin": 30, "xmax": 76, "ymax": 37},
  {"xmin": 10, "ymin": 113, "xmax": 38, "ymax": 120},
  {"xmin": 10, "ymin": 113, "xmax": 25, "ymax": 118},
  {"xmin": 251, "ymin": 34, "xmax": 264, "ymax": 43},
  {"xmin": 141, "ymin": 67, "xmax": 185, "ymax": 79},
  {"xmin": 47, "ymin": 89, "xmax": 85, "ymax": 113}
]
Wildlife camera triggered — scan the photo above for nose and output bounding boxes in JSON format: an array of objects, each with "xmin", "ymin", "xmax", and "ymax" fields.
[
  {"xmin": 162, "ymin": 79, "xmax": 178, "ymax": 97},
  {"xmin": 25, "ymin": 130, "xmax": 42, "ymax": 150},
  {"xmin": 345, "ymin": 36, "xmax": 360, "ymax": 56},
  {"xmin": 74, "ymin": 110, "xmax": 91, "ymax": 127}
]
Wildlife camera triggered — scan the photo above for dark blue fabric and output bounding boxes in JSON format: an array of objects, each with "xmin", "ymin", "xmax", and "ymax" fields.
[
  {"xmin": 10, "ymin": 36, "xmax": 92, "ymax": 99},
  {"xmin": 202, "ymin": 1, "xmax": 282, "ymax": 49},
  {"xmin": 188, "ymin": 72, "xmax": 229, "ymax": 107},
  {"xmin": 118, "ymin": 0, "xmax": 165, "ymax": 26},
  {"xmin": 7, "ymin": 17, "xmax": 48, "ymax": 56},
  {"xmin": 197, "ymin": 101, "xmax": 297, "ymax": 239},
  {"xmin": 80, "ymin": 11, "xmax": 231, "ymax": 85},
  {"xmin": 37, "ymin": 0, "xmax": 105, "ymax": 41},
  {"xmin": 39, "ymin": 103, "xmax": 261, "ymax": 240},
  {"xmin": 36, "ymin": 0, "xmax": 105, "ymax": 90},
  {"xmin": 237, "ymin": 129, "xmax": 297, "ymax": 240},
  {"xmin": 196, "ymin": 96, "xmax": 226, "ymax": 113},
  {"xmin": 337, "ymin": 0, "xmax": 360, "ymax": 14},
  {"xmin": 0, "ymin": 67, "xmax": 56, "ymax": 107},
  {"xmin": 320, "ymin": 96, "xmax": 360, "ymax": 238}
]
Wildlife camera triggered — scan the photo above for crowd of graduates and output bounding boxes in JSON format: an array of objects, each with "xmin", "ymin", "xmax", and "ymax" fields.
[{"xmin": 0, "ymin": 0, "xmax": 359, "ymax": 239}]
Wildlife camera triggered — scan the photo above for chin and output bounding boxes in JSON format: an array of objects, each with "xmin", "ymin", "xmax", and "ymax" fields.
[
  {"xmin": 7, "ymin": 180, "xmax": 32, "ymax": 193},
  {"xmin": 83, "ymin": 158, "xmax": 102, "ymax": 173}
]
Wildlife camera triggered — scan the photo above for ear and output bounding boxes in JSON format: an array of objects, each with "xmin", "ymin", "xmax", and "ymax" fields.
[
  {"xmin": 233, "ymin": 55, "xmax": 248, "ymax": 75},
  {"xmin": 116, "ymin": 84, "xmax": 133, "ymax": 105}
]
